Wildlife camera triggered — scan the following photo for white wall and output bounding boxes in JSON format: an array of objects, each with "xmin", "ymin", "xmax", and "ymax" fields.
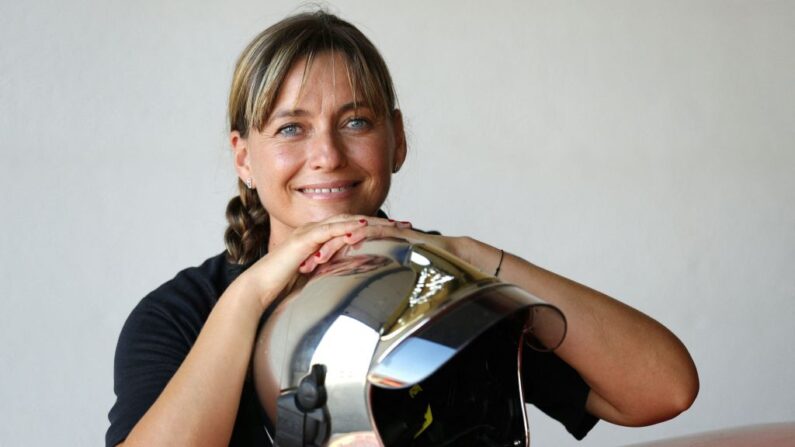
[{"xmin": 1, "ymin": 1, "xmax": 793, "ymax": 445}]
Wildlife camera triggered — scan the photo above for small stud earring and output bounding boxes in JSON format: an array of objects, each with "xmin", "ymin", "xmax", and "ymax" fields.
[{"xmin": 245, "ymin": 177, "xmax": 253, "ymax": 189}]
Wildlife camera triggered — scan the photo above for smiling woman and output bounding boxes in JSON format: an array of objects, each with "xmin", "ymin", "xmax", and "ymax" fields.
[
  {"xmin": 222, "ymin": 12, "xmax": 404, "ymax": 265},
  {"xmin": 230, "ymin": 51, "xmax": 405, "ymax": 251},
  {"xmin": 106, "ymin": 9, "xmax": 698, "ymax": 447}
]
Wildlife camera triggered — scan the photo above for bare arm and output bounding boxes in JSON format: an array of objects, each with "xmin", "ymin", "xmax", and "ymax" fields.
[
  {"xmin": 119, "ymin": 273, "xmax": 270, "ymax": 447},
  {"xmin": 344, "ymin": 225, "xmax": 700, "ymax": 427},
  {"xmin": 117, "ymin": 216, "xmax": 374, "ymax": 447},
  {"xmin": 457, "ymin": 238, "xmax": 700, "ymax": 426}
]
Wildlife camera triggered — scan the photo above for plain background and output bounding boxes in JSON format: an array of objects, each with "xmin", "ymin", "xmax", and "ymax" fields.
[{"xmin": 1, "ymin": 0, "xmax": 793, "ymax": 445}]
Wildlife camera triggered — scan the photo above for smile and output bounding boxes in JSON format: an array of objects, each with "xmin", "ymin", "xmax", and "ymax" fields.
[
  {"xmin": 296, "ymin": 181, "xmax": 361, "ymax": 197},
  {"xmin": 300, "ymin": 186, "xmax": 353, "ymax": 194}
]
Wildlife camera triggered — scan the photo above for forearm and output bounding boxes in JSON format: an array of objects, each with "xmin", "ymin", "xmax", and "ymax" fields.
[
  {"xmin": 457, "ymin": 238, "xmax": 699, "ymax": 426},
  {"xmin": 121, "ymin": 275, "xmax": 272, "ymax": 447}
]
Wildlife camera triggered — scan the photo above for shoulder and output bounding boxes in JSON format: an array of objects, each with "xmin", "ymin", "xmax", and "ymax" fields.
[
  {"xmin": 121, "ymin": 251, "xmax": 245, "ymax": 346},
  {"xmin": 144, "ymin": 251, "xmax": 242, "ymax": 311},
  {"xmin": 152, "ymin": 251, "xmax": 241, "ymax": 302}
]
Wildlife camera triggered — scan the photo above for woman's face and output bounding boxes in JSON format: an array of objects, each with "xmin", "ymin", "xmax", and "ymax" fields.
[{"xmin": 231, "ymin": 51, "xmax": 406, "ymax": 244}]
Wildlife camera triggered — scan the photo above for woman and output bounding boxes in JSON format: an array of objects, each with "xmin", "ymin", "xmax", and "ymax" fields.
[{"xmin": 107, "ymin": 11, "xmax": 698, "ymax": 447}]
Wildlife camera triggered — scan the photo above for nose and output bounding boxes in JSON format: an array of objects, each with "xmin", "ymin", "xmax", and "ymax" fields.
[{"xmin": 308, "ymin": 128, "xmax": 347, "ymax": 171}]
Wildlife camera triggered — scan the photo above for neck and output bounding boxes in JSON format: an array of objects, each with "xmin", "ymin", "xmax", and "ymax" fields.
[{"xmin": 267, "ymin": 219, "xmax": 294, "ymax": 253}]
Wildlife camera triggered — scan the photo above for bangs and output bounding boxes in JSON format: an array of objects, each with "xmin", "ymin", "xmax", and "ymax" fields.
[{"xmin": 229, "ymin": 12, "xmax": 396, "ymax": 136}]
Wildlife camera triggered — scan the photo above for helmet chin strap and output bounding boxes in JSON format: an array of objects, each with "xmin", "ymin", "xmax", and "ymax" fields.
[{"xmin": 273, "ymin": 364, "xmax": 330, "ymax": 447}]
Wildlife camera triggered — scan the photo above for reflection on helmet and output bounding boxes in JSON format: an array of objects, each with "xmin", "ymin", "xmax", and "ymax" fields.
[{"xmin": 252, "ymin": 238, "xmax": 567, "ymax": 446}]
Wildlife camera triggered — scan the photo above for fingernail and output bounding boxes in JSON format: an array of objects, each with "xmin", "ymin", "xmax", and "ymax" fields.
[
  {"xmin": 388, "ymin": 219, "xmax": 395, "ymax": 222},
  {"xmin": 359, "ymin": 219, "xmax": 367, "ymax": 224},
  {"xmin": 300, "ymin": 261, "xmax": 306, "ymax": 267},
  {"xmin": 315, "ymin": 251, "xmax": 321, "ymax": 258},
  {"xmin": 346, "ymin": 232, "xmax": 352, "ymax": 237},
  {"xmin": 401, "ymin": 221, "xmax": 411, "ymax": 225}
]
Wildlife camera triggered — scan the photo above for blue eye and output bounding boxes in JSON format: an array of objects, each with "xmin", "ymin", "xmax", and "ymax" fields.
[
  {"xmin": 278, "ymin": 124, "xmax": 301, "ymax": 137},
  {"xmin": 346, "ymin": 118, "xmax": 370, "ymax": 130}
]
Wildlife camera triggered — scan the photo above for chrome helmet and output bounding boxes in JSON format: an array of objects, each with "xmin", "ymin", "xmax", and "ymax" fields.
[{"xmin": 252, "ymin": 238, "xmax": 567, "ymax": 446}]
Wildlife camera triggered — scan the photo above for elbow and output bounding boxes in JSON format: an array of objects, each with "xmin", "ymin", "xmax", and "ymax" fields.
[
  {"xmin": 616, "ymin": 389, "xmax": 698, "ymax": 427},
  {"xmin": 668, "ymin": 366, "xmax": 700, "ymax": 419},
  {"xmin": 652, "ymin": 380, "xmax": 699, "ymax": 425},
  {"xmin": 667, "ymin": 353, "xmax": 700, "ymax": 418},
  {"xmin": 628, "ymin": 364, "xmax": 700, "ymax": 427},
  {"xmin": 601, "ymin": 357, "xmax": 699, "ymax": 427},
  {"xmin": 637, "ymin": 341, "xmax": 701, "ymax": 426}
]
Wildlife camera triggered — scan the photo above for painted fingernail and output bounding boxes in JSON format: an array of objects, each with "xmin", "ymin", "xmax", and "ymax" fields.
[
  {"xmin": 315, "ymin": 251, "xmax": 321, "ymax": 258},
  {"xmin": 359, "ymin": 219, "xmax": 367, "ymax": 224},
  {"xmin": 388, "ymin": 219, "xmax": 395, "ymax": 223},
  {"xmin": 300, "ymin": 261, "xmax": 306, "ymax": 267},
  {"xmin": 346, "ymin": 232, "xmax": 352, "ymax": 237}
]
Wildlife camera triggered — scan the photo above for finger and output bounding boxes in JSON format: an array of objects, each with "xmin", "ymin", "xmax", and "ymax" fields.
[
  {"xmin": 299, "ymin": 228, "xmax": 366, "ymax": 273},
  {"xmin": 347, "ymin": 224, "xmax": 411, "ymax": 244},
  {"xmin": 297, "ymin": 249, "xmax": 322, "ymax": 274},
  {"xmin": 286, "ymin": 220, "xmax": 368, "ymax": 274},
  {"xmin": 305, "ymin": 234, "xmax": 362, "ymax": 273},
  {"xmin": 293, "ymin": 218, "xmax": 411, "ymax": 273},
  {"xmin": 318, "ymin": 235, "xmax": 350, "ymax": 263},
  {"xmin": 301, "ymin": 218, "xmax": 368, "ymax": 247},
  {"xmin": 311, "ymin": 214, "xmax": 402, "ymax": 230},
  {"xmin": 353, "ymin": 216, "xmax": 403, "ymax": 228},
  {"xmin": 315, "ymin": 213, "xmax": 398, "ymax": 227},
  {"xmin": 315, "ymin": 213, "xmax": 365, "ymax": 224},
  {"xmin": 373, "ymin": 217, "xmax": 411, "ymax": 229}
]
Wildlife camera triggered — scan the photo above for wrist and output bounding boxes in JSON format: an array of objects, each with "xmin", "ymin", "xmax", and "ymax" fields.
[
  {"xmin": 448, "ymin": 236, "xmax": 476, "ymax": 264},
  {"xmin": 453, "ymin": 237, "xmax": 500, "ymax": 275},
  {"xmin": 234, "ymin": 267, "xmax": 281, "ymax": 314}
]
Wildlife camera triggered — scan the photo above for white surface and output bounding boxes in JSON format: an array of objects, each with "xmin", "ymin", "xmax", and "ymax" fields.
[{"xmin": 1, "ymin": 1, "xmax": 793, "ymax": 445}]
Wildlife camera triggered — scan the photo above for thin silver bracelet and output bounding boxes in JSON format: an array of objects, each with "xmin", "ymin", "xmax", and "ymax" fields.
[{"xmin": 494, "ymin": 249, "xmax": 505, "ymax": 277}]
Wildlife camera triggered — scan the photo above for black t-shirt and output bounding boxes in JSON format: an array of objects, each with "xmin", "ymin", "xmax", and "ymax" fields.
[{"xmin": 107, "ymin": 251, "xmax": 598, "ymax": 446}]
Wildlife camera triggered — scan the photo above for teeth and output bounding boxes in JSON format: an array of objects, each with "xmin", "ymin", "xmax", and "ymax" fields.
[{"xmin": 302, "ymin": 185, "xmax": 352, "ymax": 194}]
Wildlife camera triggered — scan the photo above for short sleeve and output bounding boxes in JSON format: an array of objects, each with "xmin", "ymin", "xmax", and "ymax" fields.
[
  {"xmin": 106, "ymin": 254, "xmax": 270, "ymax": 447},
  {"xmin": 522, "ymin": 347, "xmax": 599, "ymax": 440},
  {"xmin": 105, "ymin": 297, "xmax": 193, "ymax": 447}
]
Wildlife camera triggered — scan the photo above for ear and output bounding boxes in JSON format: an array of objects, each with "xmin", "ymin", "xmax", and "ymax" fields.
[
  {"xmin": 230, "ymin": 130, "xmax": 253, "ymax": 185},
  {"xmin": 391, "ymin": 109, "xmax": 407, "ymax": 172}
]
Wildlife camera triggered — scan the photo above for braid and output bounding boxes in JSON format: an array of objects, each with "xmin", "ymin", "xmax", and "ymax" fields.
[{"xmin": 224, "ymin": 180, "xmax": 270, "ymax": 264}]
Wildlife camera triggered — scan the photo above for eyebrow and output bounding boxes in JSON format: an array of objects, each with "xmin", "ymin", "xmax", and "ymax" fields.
[
  {"xmin": 269, "ymin": 102, "xmax": 372, "ymax": 120},
  {"xmin": 339, "ymin": 101, "xmax": 370, "ymax": 114},
  {"xmin": 271, "ymin": 108, "xmax": 309, "ymax": 119}
]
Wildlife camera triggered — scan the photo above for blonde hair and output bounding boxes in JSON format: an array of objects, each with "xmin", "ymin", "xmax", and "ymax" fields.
[{"xmin": 224, "ymin": 10, "xmax": 399, "ymax": 264}]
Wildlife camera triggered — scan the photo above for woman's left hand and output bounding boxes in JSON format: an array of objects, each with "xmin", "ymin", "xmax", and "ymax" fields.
[{"xmin": 298, "ymin": 215, "xmax": 499, "ymax": 275}]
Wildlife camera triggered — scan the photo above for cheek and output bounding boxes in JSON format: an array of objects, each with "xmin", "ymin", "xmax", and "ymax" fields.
[
  {"xmin": 254, "ymin": 149, "xmax": 303, "ymax": 184},
  {"xmin": 352, "ymin": 137, "xmax": 394, "ymax": 172},
  {"xmin": 272, "ymin": 153, "xmax": 300, "ymax": 172}
]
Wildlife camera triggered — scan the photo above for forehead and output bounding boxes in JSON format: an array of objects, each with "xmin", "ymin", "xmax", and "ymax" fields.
[{"xmin": 272, "ymin": 51, "xmax": 359, "ymax": 114}]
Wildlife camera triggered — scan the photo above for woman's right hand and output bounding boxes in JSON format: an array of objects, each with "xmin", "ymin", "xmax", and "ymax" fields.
[{"xmin": 236, "ymin": 214, "xmax": 398, "ymax": 312}]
